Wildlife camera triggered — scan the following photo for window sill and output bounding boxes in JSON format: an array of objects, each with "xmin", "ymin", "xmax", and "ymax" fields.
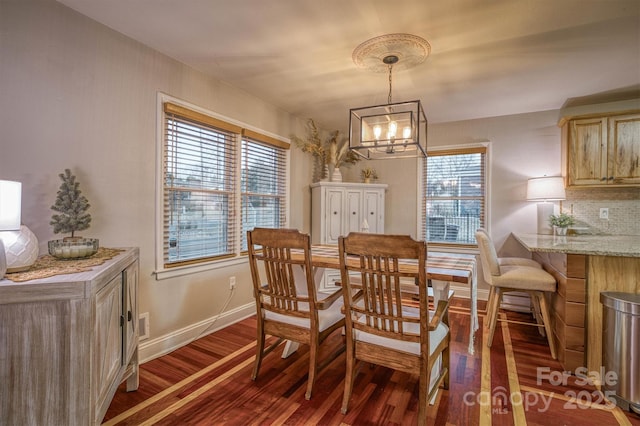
[{"xmin": 154, "ymin": 256, "xmax": 247, "ymax": 280}]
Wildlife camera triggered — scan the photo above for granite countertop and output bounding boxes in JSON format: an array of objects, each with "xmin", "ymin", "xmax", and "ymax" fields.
[{"xmin": 512, "ymin": 233, "xmax": 640, "ymax": 258}]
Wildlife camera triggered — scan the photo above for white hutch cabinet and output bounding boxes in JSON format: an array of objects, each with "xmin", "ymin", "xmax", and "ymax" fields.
[{"xmin": 311, "ymin": 181, "xmax": 387, "ymax": 291}]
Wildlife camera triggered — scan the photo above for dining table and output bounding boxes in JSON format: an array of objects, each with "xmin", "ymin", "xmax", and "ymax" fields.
[{"xmin": 284, "ymin": 244, "xmax": 479, "ymax": 355}]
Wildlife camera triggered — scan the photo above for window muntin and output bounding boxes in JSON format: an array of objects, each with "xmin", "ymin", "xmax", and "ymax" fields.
[
  {"xmin": 422, "ymin": 147, "xmax": 486, "ymax": 245},
  {"xmin": 160, "ymin": 100, "xmax": 288, "ymax": 270}
]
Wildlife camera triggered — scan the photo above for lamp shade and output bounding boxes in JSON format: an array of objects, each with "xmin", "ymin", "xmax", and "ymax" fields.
[
  {"xmin": 349, "ymin": 100, "xmax": 427, "ymax": 160},
  {"xmin": 0, "ymin": 180, "xmax": 21, "ymax": 231},
  {"xmin": 526, "ymin": 176, "xmax": 565, "ymax": 201}
]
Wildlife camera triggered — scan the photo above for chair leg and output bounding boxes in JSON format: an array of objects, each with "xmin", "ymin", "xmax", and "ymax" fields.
[
  {"xmin": 418, "ymin": 362, "xmax": 429, "ymax": 425},
  {"xmin": 487, "ymin": 288, "xmax": 502, "ymax": 348},
  {"xmin": 442, "ymin": 342, "xmax": 450, "ymax": 390},
  {"xmin": 252, "ymin": 324, "xmax": 266, "ymax": 381},
  {"xmin": 305, "ymin": 334, "xmax": 320, "ymax": 400},
  {"xmin": 341, "ymin": 339, "xmax": 356, "ymax": 414},
  {"xmin": 537, "ymin": 292, "xmax": 556, "ymax": 359},
  {"xmin": 530, "ymin": 292, "xmax": 546, "ymax": 337},
  {"xmin": 485, "ymin": 285, "xmax": 495, "ymax": 327}
]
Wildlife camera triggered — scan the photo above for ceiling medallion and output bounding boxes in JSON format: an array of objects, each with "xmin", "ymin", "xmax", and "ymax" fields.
[{"xmin": 352, "ymin": 33, "xmax": 431, "ymax": 73}]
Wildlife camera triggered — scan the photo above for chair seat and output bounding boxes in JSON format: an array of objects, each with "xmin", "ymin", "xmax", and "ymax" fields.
[
  {"xmin": 491, "ymin": 265, "xmax": 556, "ymax": 292},
  {"xmin": 498, "ymin": 257, "xmax": 541, "ymax": 269},
  {"xmin": 265, "ymin": 296, "xmax": 344, "ymax": 332},
  {"xmin": 353, "ymin": 306, "xmax": 449, "ymax": 358},
  {"xmin": 353, "ymin": 305, "xmax": 448, "ymax": 401}
]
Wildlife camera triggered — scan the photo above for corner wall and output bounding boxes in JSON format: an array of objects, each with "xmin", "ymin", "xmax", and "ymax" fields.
[{"xmin": 0, "ymin": 0, "xmax": 313, "ymax": 359}]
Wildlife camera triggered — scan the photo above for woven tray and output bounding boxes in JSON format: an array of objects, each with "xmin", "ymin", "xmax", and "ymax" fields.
[{"xmin": 4, "ymin": 247, "xmax": 125, "ymax": 282}]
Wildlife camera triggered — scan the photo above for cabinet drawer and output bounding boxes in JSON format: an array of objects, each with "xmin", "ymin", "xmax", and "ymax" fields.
[
  {"xmin": 546, "ymin": 252, "xmax": 586, "ymax": 278},
  {"xmin": 557, "ymin": 277, "xmax": 586, "ymax": 304},
  {"xmin": 552, "ymin": 293, "xmax": 585, "ymax": 327},
  {"xmin": 552, "ymin": 329, "xmax": 585, "ymax": 372},
  {"xmin": 554, "ymin": 312, "xmax": 585, "ymax": 352}
]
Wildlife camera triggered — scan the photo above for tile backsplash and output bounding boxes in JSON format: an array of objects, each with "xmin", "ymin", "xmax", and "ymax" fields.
[{"xmin": 562, "ymin": 187, "xmax": 640, "ymax": 236}]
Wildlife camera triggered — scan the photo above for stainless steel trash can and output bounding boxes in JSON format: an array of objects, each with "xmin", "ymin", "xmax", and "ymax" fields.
[{"xmin": 600, "ymin": 292, "xmax": 640, "ymax": 414}]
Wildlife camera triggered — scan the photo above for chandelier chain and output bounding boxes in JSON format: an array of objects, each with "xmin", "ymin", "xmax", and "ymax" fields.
[{"xmin": 387, "ymin": 64, "xmax": 393, "ymax": 104}]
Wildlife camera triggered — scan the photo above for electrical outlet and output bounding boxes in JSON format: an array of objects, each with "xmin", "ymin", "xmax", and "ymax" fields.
[
  {"xmin": 139, "ymin": 312, "xmax": 150, "ymax": 340},
  {"xmin": 600, "ymin": 208, "xmax": 609, "ymax": 220},
  {"xmin": 229, "ymin": 276, "xmax": 236, "ymax": 290}
]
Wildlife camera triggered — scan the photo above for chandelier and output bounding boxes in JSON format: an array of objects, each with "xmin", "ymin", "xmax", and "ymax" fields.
[{"xmin": 349, "ymin": 34, "xmax": 430, "ymax": 160}]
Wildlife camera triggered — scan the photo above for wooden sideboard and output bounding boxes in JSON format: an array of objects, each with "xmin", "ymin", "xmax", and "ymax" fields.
[{"xmin": 0, "ymin": 247, "xmax": 139, "ymax": 426}]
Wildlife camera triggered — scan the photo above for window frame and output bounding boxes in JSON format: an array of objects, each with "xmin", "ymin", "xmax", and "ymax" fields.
[
  {"xmin": 155, "ymin": 93, "xmax": 290, "ymax": 279},
  {"xmin": 418, "ymin": 144, "xmax": 489, "ymax": 250}
]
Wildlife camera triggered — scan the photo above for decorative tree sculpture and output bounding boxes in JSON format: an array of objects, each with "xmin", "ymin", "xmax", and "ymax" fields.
[{"xmin": 50, "ymin": 169, "xmax": 92, "ymax": 239}]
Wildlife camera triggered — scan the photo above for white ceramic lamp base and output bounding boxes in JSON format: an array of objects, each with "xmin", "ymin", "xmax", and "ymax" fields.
[
  {"xmin": 0, "ymin": 225, "xmax": 39, "ymax": 272},
  {"xmin": 536, "ymin": 202, "xmax": 554, "ymax": 235},
  {"xmin": 0, "ymin": 239, "xmax": 6, "ymax": 279}
]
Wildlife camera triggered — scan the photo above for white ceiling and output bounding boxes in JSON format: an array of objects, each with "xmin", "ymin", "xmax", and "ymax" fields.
[{"xmin": 58, "ymin": 0, "xmax": 640, "ymax": 130}]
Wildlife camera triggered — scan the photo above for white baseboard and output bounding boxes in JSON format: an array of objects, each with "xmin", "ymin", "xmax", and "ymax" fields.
[
  {"xmin": 450, "ymin": 283, "xmax": 490, "ymax": 302},
  {"xmin": 139, "ymin": 284, "xmax": 490, "ymax": 364},
  {"xmin": 501, "ymin": 292, "xmax": 533, "ymax": 313},
  {"xmin": 138, "ymin": 302, "xmax": 255, "ymax": 364}
]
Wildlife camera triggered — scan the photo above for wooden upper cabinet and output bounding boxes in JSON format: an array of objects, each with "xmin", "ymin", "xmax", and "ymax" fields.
[
  {"xmin": 608, "ymin": 113, "xmax": 640, "ymax": 185},
  {"xmin": 569, "ymin": 117, "xmax": 608, "ymax": 186},
  {"xmin": 564, "ymin": 111, "xmax": 640, "ymax": 187}
]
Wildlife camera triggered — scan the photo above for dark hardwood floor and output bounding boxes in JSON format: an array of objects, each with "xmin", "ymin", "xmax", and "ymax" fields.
[{"xmin": 103, "ymin": 298, "xmax": 640, "ymax": 425}]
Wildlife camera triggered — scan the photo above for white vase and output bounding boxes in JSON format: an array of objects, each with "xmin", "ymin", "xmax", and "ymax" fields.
[
  {"xmin": 331, "ymin": 167, "xmax": 343, "ymax": 182},
  {"xmin": 555, "ymin": 226, "xmax": 568, "ymax": 236},
  {"xmin": 0, "ymin": 239, "xmax": 6, "ymax": 279}
]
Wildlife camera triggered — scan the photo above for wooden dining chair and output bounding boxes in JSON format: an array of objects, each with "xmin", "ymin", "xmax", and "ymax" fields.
[
  {"xmin": 246, "ymin": 227, "xmax": 345, "ymax": 400},
  {"xmin": 338, "ymin": 232, "xmax": 451, "ymax": 424}
]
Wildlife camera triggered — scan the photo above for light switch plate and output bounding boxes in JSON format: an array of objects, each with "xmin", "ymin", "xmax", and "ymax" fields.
[{"xmin": 599, "ymin": 208, "xmax": 609, "ymax": 220}]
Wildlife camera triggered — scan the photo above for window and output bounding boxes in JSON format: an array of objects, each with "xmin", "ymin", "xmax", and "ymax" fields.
[
  {"xmin": 160, "ymin": 100, "xmax": 289, "ymax": 271},
  {"xmin": 240, "ymin": 133, "xmax": 288, "ymax": 251},
  {"xmin": 421, "ymin": 147, "xmax": 486, "ymax": 246}
]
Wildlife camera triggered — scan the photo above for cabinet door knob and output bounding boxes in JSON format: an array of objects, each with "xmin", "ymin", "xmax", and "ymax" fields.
[
  {"xmin": 352, "ymin": 211, "xmax": 356, "ymax": 215},
  {"xmin": 120, "ymin": 315, "xmax": 125, "ymax": 327},
  {"xmin": 608, "ymin": 176, "xmax": 614, "ymax": 180},
  {"xmin": 333, "ymin": 211, "xmax": 337, "ymax": 215},
  {"xmin": 600, "ymin": 177, "xmax": 607, "ymax": 181},
  {"xmin": 127, "ymin": 310, "xmax": 133, "ymax": 322},
  {"xmin": 370, "ymin": 212, "xmax": 374, "ymax": 215}
]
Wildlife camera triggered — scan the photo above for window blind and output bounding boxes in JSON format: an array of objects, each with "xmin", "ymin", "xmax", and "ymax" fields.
[
  {"xmin": 240, "ymin": 137, "xmax": 287, "ymax": 251},
  {"xmin": 422, "ymin": 147, "xmax": 486, "ymax": 245},
  {"xmin": 163, "ymin": 106, "xmax": 237, "ymax": 267}
]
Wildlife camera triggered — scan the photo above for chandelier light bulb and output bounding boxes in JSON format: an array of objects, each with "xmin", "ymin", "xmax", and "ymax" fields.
[
  {"xmin": 373, "ymin": 125, "xmax": 382, "ymax": 140},
  {"xmin": 403, "ymin": 126, "xmax": 411, "ymax": 139},
  {"xmin": 388, "ymin": 121, "xmax": 397, "ymax": 138}
]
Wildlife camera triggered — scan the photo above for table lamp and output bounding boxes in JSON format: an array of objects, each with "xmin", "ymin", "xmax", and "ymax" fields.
[
  {"xmin": 526, "ymin": 176, "xmax": 566, "ymax": 235},
  {"xmin": 0, "ymin": 180, "xmax": 39, "ymax": 273}
]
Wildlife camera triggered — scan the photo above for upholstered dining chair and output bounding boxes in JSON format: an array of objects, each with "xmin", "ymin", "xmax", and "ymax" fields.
[
  {"xmin": 246, "ymin": 227, "xmax": 345, "ymax": 400},
  {"xmin": 475, "ymin": 230, "xmax": 557, "ymax": 358},
  {"xmin": 338, "ymin": 232, "xmax": 451, "ymax": 425},
  {"xmin": 475, "ymin": 228, "xmax": 546, "ymax": 328}
]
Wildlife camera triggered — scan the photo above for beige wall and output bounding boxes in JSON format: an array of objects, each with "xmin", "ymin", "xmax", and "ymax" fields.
[{"xmin": 0, "ymin": 0, "xmax": 313, "ymax": 351}]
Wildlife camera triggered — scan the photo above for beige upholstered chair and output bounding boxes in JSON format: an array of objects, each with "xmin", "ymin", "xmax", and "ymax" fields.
[
  {"xmin": 475, "ymin": 230, "xmax": 557, "ymax": 358},
  {"xmin": 475, "ymin": 228, "xmax": 546, "ymax": 327},
  {"xmin": 476, "ymin": 228, "xmax": 541, "ymax": 269},
  {"xmin": 338, "ymin": 233, "xmax": 450, "ymax": 425},
  {"xmin": 247, "ymin": 228, "xmax": 345, "ymax": 400}
]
